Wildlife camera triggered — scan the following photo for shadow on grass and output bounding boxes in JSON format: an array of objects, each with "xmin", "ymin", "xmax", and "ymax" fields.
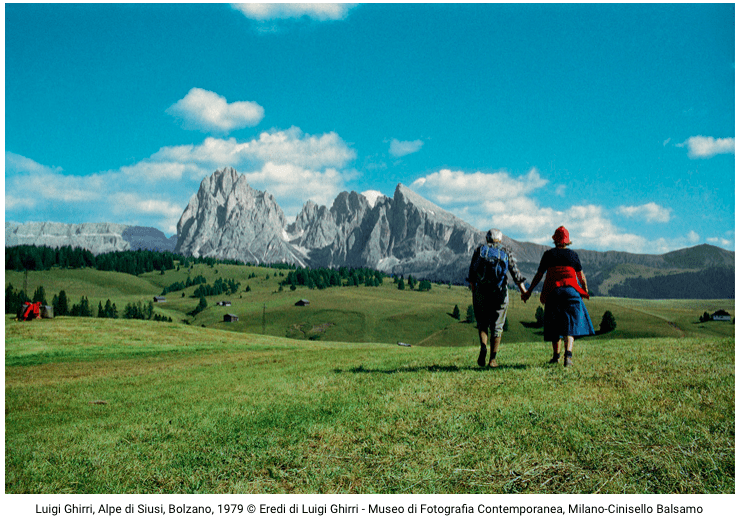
[{"xmin": 334, "ymin": 363, "xmax": 527, "ymax": 374}]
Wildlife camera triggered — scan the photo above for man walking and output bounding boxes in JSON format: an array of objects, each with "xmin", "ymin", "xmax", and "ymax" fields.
[{"xmin": 467, "ymin": 229, "xmax": 528, "ymax": 368}]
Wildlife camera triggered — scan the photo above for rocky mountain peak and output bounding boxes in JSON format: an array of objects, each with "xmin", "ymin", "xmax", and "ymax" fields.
[
  {"xmin": 175, "ymin": 168, "xmax": 302, "ymax": 265},
  {"xmin": 330, "ymin": 191, "xmax": 370, "ymax": 225},
  {"xmin": 169, "ymin": 169, "xmax": 490, "ymax": 280}
]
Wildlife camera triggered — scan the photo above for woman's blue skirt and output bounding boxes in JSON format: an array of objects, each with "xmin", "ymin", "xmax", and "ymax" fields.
[{"xmin": 543, "ymin": 287, "xmax": 595, "ymax": 341}]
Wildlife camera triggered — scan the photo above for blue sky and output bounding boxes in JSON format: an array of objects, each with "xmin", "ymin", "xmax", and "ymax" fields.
[{"xmin": 4, "ymin": 3, "xmax": 735, "ymax": 254}]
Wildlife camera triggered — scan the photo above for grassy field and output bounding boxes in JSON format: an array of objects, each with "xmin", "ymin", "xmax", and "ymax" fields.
[
  {"xmin": 5, "ymin": 265, "xmax": 735, "ymax": 493},
  {"xmin": 5, "ymin": 315, "xmax": 735, "ymax": 494},
  {"xmin": 5, "ymin": 265, "xmax": 735, "ymax": 346}
]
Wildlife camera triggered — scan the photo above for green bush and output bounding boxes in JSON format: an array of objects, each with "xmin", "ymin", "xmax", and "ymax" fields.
[{"xmin": 600, "ymin": 310, "xmax": 617, "ymax": 333}]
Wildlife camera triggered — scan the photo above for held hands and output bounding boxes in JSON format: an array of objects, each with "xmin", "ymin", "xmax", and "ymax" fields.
[{"xmin": 521, "ymin": 288, "xmax": 532, "ymax": 303}]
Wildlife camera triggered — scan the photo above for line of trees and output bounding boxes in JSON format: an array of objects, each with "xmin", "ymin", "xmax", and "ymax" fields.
[
  {"xmin": 192, "ymin": 277, "xmax": 241, "ymax": 298},
  {"xmin": 5, "ymin": 284, "xmax": 171, "ymax": 322},
  {"xmin": 4, "ymin": 245, "xmax": 270, "ymax": 276},
  {"xmin": 161, "ymin": 275, "xmax": 207, "ymax": 295},
  {"xmin": 394, "ymin": 275, "xmax": 433, "ymax": 291},
  {"xmin": 5, "ymin": 245, "xmax": 179, "ymax": 275},
  {"xmin": 281, "ymin": 267, "xmax": 386, "ymax": 290},
  {"xmin": 122, "ymin": 301, "xmax": 172, "ymax": 322}
]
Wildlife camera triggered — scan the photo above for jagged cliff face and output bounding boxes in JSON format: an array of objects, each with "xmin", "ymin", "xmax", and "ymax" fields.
[
  {"xmin": 175, "ymin": 167, "xmax": 307, "ymax": 266},
  {"xmin": 173, "ymin": 168, "xmax": 489, "ymax": 282}
]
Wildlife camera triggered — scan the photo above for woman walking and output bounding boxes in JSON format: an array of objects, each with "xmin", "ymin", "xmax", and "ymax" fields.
[{"xmin": 522, "ymin": 226, "xmax": 594, "ymax": 366}]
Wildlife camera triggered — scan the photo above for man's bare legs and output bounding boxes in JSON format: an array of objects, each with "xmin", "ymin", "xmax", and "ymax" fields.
[
  {"xmin": 478, "ymin": 329, "xmax": 501, "ymax": 368},
  {"xmin": 488, "ymin": 335, "xmax": 501, "ymax": 368}
]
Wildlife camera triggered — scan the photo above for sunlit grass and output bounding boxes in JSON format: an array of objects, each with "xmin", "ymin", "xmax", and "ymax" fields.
[{"xmin": 5, "ymin": 317, "xmax": 734, "ymax": 494}]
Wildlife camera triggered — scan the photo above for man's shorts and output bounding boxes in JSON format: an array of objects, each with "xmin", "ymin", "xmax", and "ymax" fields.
[{"xmin": 472, "ymin": 285, "xmax": 509, "ymax": 337}]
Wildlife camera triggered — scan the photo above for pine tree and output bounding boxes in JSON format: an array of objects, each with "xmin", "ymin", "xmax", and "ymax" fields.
[
  {"xmin": 79, "ymin": 296, "xmax": 93, "ymax": 317},
  {"xmin": 466, "ymin": 305, "xmax": 475, "ymax": 323},
  {"xmin": 452, "ymin": 304, "xmax": 460, "ymax": 320},
  {"xmin": 56, "ymin": 290, "xmax": 69, "ymax": 316},
  {"xmin": 600, "ymin": 310, "xmax": 617, "ymax": 333},
  {"xmin": 32, "ymin": 286, "xmax": 47, "ymax": 305}
]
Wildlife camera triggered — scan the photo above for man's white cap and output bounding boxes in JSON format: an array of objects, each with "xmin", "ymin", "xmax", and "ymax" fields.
[{"xmin": 486, "ymin": 228, "xmax": 503, "ymax": 243}]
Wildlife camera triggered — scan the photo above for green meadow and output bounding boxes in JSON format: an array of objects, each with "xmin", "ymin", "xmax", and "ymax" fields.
[{"xmin": 4, "ymin": 264, "xmax": 735, "ymax": 493}]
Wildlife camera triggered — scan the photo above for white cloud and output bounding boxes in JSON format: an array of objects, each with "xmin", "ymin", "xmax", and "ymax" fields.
[
  {"xmin": 152, "ymin": 127, "xmax": 355, "ymax": 171},
  {"xmin": 617, "ymin": 202, "xmax": 672, "ymax": 223},
  {"xmin": 232, "ymin": 3, "xmax": 357, "ymax": 21},
  {"xmin": 115, "ymin": 161, "xmax": 204, "ymax": 182},
  {"xmin": 254, "ymin": 163, "xmax": 345, "ymax": 216},
  {"xmin": 389, "ymin": 139, "xmax": 424, "ymax": 158},
  {"xmin": 5, "ymin": 152, "xmax": 104, "ymax": 203},
  {"xmin": 5, "ymin": 127, "xmax": 358, "ymax": 232},
  {"xmin": 412, "ymin": 168, "xmax": 548, "ymax": 205},
  {"xmin": 5, "ymin": 152, "xmax": 189, "ymax": 231},
  {"xmin": 112, "ymin": 194, "xmax": 185, "ymax": 234},
  {"xmin": 5, "ymin": 195, "xmax": 36, "ymax": 210},
  {"xmin": 166, "ymin": 88, "xmax": 264, "ymax": 134},
  {"xmin": 409, "ymin": 168, "xmax": 705, "ymax": 254},
  {"xmin": 679, "ymin": 135, "xmax": 735, "ymax": 158},
  {"xmin": 708, "ymin": 238, "xmax": 733, "ymax": 248},
  {"xmin": 707, "ymin": 231, "xmax": 734, "ymax": 250}
]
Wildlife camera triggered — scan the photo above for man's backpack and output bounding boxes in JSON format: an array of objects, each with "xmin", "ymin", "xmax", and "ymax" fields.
[{"xmin": 474, "ymin": 244, "xmax": 509, "ymax": 289}]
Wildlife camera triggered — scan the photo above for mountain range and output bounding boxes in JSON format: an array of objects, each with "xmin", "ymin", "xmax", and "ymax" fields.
[{"xmin": 5, "ymin": 167, "xmax": 735, "ymax": 298}]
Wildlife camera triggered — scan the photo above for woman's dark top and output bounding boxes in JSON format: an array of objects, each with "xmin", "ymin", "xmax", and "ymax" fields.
[{"xmin": 537, "ymin": 248, "xmax": 582, "ymax": 274}]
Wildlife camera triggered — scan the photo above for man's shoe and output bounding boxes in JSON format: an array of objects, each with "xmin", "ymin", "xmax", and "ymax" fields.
[
  {"xmin": 478, "ymin": 347, "xmax": 487, "ymax": 367},
  {"xmin": 549, "ymin": 354, "xmax": 560, "ymax": 364}
]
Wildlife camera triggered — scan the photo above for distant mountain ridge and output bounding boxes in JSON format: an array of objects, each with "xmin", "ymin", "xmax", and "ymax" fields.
[
  {"xmin": 5, "ymin": 221, "xmax": 177, "ymax": 255},
  {"xmin": 4, "ymin": 166, "xmax": 735, "ymax": 298}
]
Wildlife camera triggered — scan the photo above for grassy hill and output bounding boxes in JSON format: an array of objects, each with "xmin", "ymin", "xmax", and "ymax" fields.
[
  {"xmin": 5, "ymin": 264, "xmax": 735, "ymax": 346},
  {"xmin": 5, "ymin": 317, "xmax": 734, "ymax": 494}
]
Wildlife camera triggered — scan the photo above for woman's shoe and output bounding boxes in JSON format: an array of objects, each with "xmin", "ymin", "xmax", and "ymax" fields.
[
  {"xmin": 478, "ymin": 347, "xmax": 487, "ymax": 367},
  {"xmin": 564, "ymin": 351, "xmax": 573, "ymax": 367}
]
